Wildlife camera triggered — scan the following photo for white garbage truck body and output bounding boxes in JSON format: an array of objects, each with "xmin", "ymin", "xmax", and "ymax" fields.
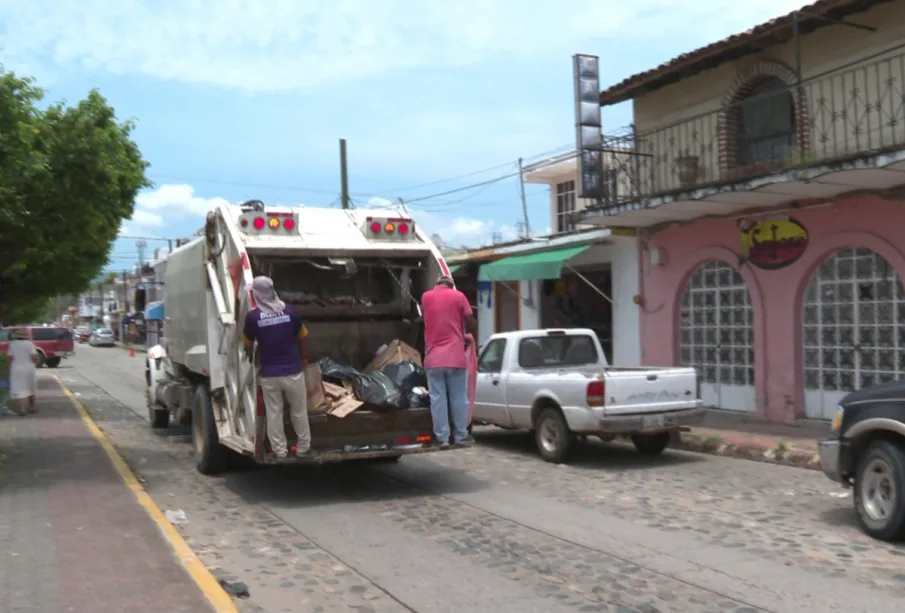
[{"xmin": 146, "ymin": 201, "xmax": 462, "ymax": 474}]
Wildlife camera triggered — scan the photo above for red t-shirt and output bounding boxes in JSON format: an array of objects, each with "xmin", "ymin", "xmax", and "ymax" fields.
[{"xmin": 422, "ymin": 285, "xmax": 471, "ymax": 369}]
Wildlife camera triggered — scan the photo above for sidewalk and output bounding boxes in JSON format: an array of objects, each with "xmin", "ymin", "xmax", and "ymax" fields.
[
  {"xmin": 676, "ymin": 409, "xmax": 829, "ymax": 469},
  {"xmin": 0, "ymin": 376, "xmax": 222, "ymax": 613}
]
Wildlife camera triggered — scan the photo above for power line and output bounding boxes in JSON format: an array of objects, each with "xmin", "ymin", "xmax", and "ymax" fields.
[
  {"xmin": 148, "ymin": 174, "xmax": 371, "ymax": 197},
  {"xmin": 404, "ymin": 151, "xmax": 579, "ymax": 205}
]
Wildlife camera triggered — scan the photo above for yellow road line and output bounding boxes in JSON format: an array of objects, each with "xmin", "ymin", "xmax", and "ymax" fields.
[{"xmin": 52, "ymin": 375, "xmax": 239, "ymax": 613}]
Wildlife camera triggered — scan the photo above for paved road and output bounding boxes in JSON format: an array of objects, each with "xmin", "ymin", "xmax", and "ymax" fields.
[{"xmin": 55, "ymin": 345, "xmax": 905, "ymax": 613}]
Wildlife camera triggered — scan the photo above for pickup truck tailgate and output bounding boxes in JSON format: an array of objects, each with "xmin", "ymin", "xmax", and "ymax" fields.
[{"xmin": 604, "ymin": 367, "xmax": 698, "ymax": 415}]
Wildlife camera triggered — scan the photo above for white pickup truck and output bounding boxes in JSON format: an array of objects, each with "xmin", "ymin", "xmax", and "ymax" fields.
[{"xmin": 472, "ymin": 328, "xmax": 704, "ymax": 463}]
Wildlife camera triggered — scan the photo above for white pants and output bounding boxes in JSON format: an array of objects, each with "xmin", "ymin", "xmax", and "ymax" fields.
[{"xmin": 260, "ymin": 372, "xmax": 311, "ymax": 455}]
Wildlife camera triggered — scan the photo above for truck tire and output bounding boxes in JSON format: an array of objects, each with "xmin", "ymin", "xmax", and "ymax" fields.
[
  {"xmin": 35, "ymin": 350, "xmax": 46, "ymax": 368},
  {"xmin": 631, "ymin": 432, "xmax": 671, "ymax": 455},
  {"xmin": 45, "ymin": 357, "xmax": 61, "ymax": 368},
  {"xmin": 534, "ymin": 407, "xmax": 575, "ymax": 464},
  {"xmin": 192, "ymin": 383, "xmax": 228, "ymax": 475},
  {"xmin": 853, "ymin": 439, "xmax": 905, "ymax": 542}
]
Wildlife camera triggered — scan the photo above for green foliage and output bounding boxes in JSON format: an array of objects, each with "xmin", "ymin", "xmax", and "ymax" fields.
[{"xmin": 0, "ymin": 68, "xmax": 150, "ymax": 323}]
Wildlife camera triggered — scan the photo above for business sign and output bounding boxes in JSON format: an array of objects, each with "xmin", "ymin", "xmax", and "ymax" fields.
[{"xmin": 573, "ymin": 54, "xmax": 605, "ymax": 201}]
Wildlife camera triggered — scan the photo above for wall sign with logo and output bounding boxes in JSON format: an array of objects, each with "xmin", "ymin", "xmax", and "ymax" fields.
[{"xmin": 738, "ymin": 214, "xmax": 809, "ymax": 270}]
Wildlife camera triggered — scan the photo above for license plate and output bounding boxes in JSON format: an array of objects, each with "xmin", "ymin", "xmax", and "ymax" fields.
[{"xmin": 642, "ymin": 415, "xmax": 666, "ymax": 430}]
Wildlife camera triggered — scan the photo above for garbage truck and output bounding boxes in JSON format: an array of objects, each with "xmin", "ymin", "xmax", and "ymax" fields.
[{"xmin": 145, "ymin": 200, "xmax": 467, "ymax": 475}]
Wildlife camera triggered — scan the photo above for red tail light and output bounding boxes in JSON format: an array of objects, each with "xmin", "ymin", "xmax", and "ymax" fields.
[
  {"xmin": 587, "ymin": 380, "xmax": 605, "ymax": 407},
  {"xmin": 370, "ymin": 222, "xmax": 381, "ymax": 233},
  {"xmin": 395, "ymin": 436, "xmax": 412, "ymax": 444},
  {"xmin": 398, "ymin": 223, "xmax": 409, "ymax": 234},
  {"xmin": 253, "ymin": 217, "xmax": 265, "ymax": 230},
  {"xmin": 240, "ymin": 219, "xmax": 248, "ymax": 228},
  {"xmin": 283, "ymin": 218, "xmax": 296, "ymax": 230}
]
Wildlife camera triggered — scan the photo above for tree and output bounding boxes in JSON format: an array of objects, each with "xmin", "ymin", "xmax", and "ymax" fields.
[{"xmin": 0, "ymin": 69, "xmax": 150, "ymax": 323}]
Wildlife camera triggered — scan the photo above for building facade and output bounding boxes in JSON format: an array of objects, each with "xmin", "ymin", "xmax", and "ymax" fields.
[
  {"xmin": 580, "ymin": 0, "xmax": 905, "ymax": 421},
  {"xmin": 447, "ymin": 152, "xmax": 642, "ymax": 366}
]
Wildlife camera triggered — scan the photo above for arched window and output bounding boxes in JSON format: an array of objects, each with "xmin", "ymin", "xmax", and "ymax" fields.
[{"xmin": 736, "ymin": 77, "xmax": 796, "ymax": 166}]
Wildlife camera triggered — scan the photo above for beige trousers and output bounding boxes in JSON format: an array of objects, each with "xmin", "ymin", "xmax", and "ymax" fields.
[{"xmin": 260, "ymin": 372, "xmax": 311, "ymax": 456}]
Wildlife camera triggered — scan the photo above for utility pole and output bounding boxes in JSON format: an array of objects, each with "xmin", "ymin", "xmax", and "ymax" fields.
[
  {"xmin": 517, "ymin": 157, "xmax": 531, "ymax": 238},
  {"xmin": 339, "ymin": 138, "xmax": 350, "ymax": 210},
  {"xmin": 136, "ymin": 239, "xmax": 147, "ymax": 272}
]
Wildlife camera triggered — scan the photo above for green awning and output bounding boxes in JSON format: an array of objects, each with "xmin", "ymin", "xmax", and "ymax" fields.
[
  {"xmin": 446, "ymin": 264, "xmax": 463, "ymax": 275},
  {"xmin": 478, "ymin": 244, "xmax": 591, "ymax": 282}
]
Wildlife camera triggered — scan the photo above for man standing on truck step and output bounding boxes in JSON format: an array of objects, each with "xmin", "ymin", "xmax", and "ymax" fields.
[
  {"xmin": 421, "ymin": 274, "xmax": 477, "ymax": 447},
  {"xmin": 242, "ymin": 276, "xmax": 314, "ymax": 459}
]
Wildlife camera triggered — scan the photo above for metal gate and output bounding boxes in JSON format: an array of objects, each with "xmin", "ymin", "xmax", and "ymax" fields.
[
  {"xmin": 802, "ymin": 248, "xmax": 905, "ymax": 419},
  {"xmin": 678, "ymin": 260, "xmax": 755, "ymax": 412}
]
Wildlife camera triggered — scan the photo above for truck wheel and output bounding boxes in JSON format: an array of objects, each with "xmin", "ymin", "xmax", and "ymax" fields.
[
  {"xmin": 45, "ymin": 357, "xmax": 61, "ymax": 368},
  {"xmin": 631, "ymin": 432, "xmax": 671, "ymax": 455},
  {"xmin": 35, "ymin": 351, "xmax": 46, "ymax": 368},
  {"xmin": 854, "ymin": 440, "xmax": 905, "ymax": 541},
  {"xmin": 535, "ymin": 407, "xmax": 575, "ymax": 464},
  {"xmin": 192, "ymin": 383, "xmax": 228, "ymax": 475}
]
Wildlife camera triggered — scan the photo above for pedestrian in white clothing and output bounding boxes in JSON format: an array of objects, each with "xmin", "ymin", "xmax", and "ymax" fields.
[{"xmin": 8, "ymin": 328, "xmax": 39, "ymax": 416}]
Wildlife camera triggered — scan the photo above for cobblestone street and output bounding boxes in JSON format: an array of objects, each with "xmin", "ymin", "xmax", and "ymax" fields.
[{"xmin": 52, "ymin": 345, "xmax": 905, "ymax": 613}]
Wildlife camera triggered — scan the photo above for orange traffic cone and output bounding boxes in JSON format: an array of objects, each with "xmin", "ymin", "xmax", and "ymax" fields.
[{"xmin": 129, "ymin": 344, "xmax": 135, "ymax": 358}]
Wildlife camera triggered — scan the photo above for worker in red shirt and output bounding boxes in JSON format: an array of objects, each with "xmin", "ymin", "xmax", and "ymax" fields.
[{"xmin": 421, "ymin": 274, "xmax": 477, "ymax": 447}]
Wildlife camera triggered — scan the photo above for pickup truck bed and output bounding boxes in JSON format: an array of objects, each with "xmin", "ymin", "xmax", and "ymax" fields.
[{"xmin": 472, "ymin": 328, "xmax": 704, "ymax": 463}]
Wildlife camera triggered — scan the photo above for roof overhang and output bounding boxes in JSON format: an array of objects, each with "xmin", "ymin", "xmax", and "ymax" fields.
[
  {"xmin": 523, "ymin": 154, "xmax": 576, "ymax": 184},
  {"xmin": 579, "ymin": 150, "xmax": 905, "ymax": 227},
  {"xmin": 598, "ymin": 0, "xmax": 891, "ymax": 106}
]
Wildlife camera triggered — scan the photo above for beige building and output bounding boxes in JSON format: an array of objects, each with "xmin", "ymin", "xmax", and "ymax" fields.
[
  {"xmin": 579, "ymin": 0, "xmax": 905, "ymax": 421},
  {"xmin": 523, "ymin": 148, "xmax": 635, "ymax": 234}
]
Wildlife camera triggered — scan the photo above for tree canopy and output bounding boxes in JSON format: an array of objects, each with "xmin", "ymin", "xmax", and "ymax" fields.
[{"xmin": 0, "ymin": 69, "xmax": 150, "ymax": 324}]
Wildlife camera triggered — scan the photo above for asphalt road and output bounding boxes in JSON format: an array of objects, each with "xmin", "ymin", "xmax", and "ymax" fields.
[{"xmin": 51, "ymin": 344, "xmax": 905, "ymax": 613}]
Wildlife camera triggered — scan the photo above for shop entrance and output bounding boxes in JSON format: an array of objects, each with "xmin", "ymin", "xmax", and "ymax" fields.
[{"xmin": 541, "ymin": 266, "xmax": 613, "ymax": 360}]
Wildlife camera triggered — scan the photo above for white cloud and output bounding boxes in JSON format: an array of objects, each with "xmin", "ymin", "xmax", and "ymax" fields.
[
  {"xmin": 0, "ymin": 0, "xmax": 818, "ymax": 93},
  {"xmin": 119, "ymin": 183, "xmax": 227, "ymax": 236}
]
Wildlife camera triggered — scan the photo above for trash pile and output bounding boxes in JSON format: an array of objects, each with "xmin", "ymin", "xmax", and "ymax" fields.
[
  {"xmin": 305, "ymin": 340, "xmax": 429, "ymax": 419},
  {"xmin": 282, "ymin": 291, "xmax": 379, "ymax": 308}
]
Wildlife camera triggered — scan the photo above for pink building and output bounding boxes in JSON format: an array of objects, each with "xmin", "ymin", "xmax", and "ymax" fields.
[{"xmin": 581, "ymin": 0, "xmax": 905, "ymax": 422}]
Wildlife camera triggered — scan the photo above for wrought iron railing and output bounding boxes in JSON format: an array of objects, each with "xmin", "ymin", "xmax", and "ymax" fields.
[{"xmin": 600, "ymin": 49, "xmax": 905, "ymax": 206}]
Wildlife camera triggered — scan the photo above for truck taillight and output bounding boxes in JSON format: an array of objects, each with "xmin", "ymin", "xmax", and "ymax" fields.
[
  {"xmin": 398, "ymin": 223, "xmax": 409, "ymax": 234},
  {"xmin": 370, "ymin": 222, "xmax": 381, "ymax": 233},
  {"xmin": 284, "ymin": 218, "xmax": 295, "ymax": 230},
  {"xmin": 587, "ymin": 380, "xmax": 605, "ymax": 407},
  {"xmin": 253, "ymin": 217, "xmax": 265, "ymax": 230}
]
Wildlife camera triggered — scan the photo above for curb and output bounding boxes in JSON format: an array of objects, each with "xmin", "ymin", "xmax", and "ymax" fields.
[{"xmin": 672, "ymin": 432, "xmax": 820, "ymax": 470}]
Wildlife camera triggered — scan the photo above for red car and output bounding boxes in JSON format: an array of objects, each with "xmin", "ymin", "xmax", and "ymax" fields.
[{"xmin": 0, "ymin": 326, "xmax": 76, "ymax": 368}]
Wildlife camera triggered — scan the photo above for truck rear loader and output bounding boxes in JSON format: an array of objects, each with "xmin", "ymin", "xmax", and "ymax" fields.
[{"xmin": 145, "ymin": 200, "xmax": 462, "ymax": 474}]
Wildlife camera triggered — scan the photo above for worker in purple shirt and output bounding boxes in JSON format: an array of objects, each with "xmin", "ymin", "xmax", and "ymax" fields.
[{"xmin": 242, "ymin": 276, "xmax": 313, "ymax": 458}]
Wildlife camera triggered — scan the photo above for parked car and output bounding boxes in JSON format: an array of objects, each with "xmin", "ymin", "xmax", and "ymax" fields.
[
  {"xmin": 819, "ymin": 379, "xmax": 905, "ymax": 542},
  {"xmin": 74, "ymin": 327, "xmax": 91, "ymax": 343},
  {"xmin": 0, "ymin": 325, "xmax": 75, "ymax": 367},
  {"xmin": 89, "ymin": 328, "xmax": 116, "ymax": 347},
  {"xmin": 472, "ymin": 328, "xmax": 704, "ymax": 463}
]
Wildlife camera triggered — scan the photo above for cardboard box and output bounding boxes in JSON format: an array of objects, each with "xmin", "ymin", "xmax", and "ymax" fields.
[
  {"xmin": 323, "ymin": 381, "xmax": 364, "ymax": 418},
  {"xmin": 364, "ymin": 339, "xmax": 422, "ymax": 373},
  {"xmin": 305, "ymin": 364, "xmax": 333, "ymax": 415}
]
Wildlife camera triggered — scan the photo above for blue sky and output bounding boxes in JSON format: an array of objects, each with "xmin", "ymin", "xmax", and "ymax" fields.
[{"xmin": 0, "ymin": 0, "xmax": 807, "ymax": 271}]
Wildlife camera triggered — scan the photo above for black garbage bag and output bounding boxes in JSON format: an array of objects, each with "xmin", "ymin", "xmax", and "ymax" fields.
[
  {"xmin": 381, "ymin": 361, "xmax": 427, "ymax": 390},
  {"xmin": 382, "ymin": 361, "xmax": 429, "ymax": 410},
  {"xmin": 317, "ymin": 356, "xmax": 359, "ymax": 384},
  {"xmin": 406, "ymin": 387, "xmax": 431, "ymax": 409},
  {"xmin": 353, "ymin": 371, "xmax": 405, "ymax": 411}
]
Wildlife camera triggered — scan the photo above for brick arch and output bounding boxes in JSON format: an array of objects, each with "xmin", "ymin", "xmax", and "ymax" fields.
[{"xmin": 717, "ymin": 60, "xmax": 811, "ymax": 175}]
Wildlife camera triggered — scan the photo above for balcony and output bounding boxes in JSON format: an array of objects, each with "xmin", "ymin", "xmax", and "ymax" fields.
[{"xmin": 584, "ymin": 49, "xmax": 905, "ymax": 227}]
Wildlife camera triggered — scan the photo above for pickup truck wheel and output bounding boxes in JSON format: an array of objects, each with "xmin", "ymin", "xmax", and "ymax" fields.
[
  {"xmin": 192, "ymin": 383, "xmax": 228, "ymax": 475},
  {"xmin": 35, "ymin": 351, "xmax": 46, "ymax": 368},
  {"xmin": 631, "ymin": 432, "xmax": 670, "ymax": 456},
  {"xmin": 45, "ymin": 357, "xmax": 61, "ymax": 368},
  {"xmin": 535, "ymin": 408, "xmax": 575, "ymax": 464},
  {"xmin": 854, "ymin": 440, "xmax": 905, "ymax": 541}
]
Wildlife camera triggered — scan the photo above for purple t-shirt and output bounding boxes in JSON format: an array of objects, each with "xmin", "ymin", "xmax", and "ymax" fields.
[{"xmin": 242, "ymin": 305, "xmax": 308, "ymax": 378}]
